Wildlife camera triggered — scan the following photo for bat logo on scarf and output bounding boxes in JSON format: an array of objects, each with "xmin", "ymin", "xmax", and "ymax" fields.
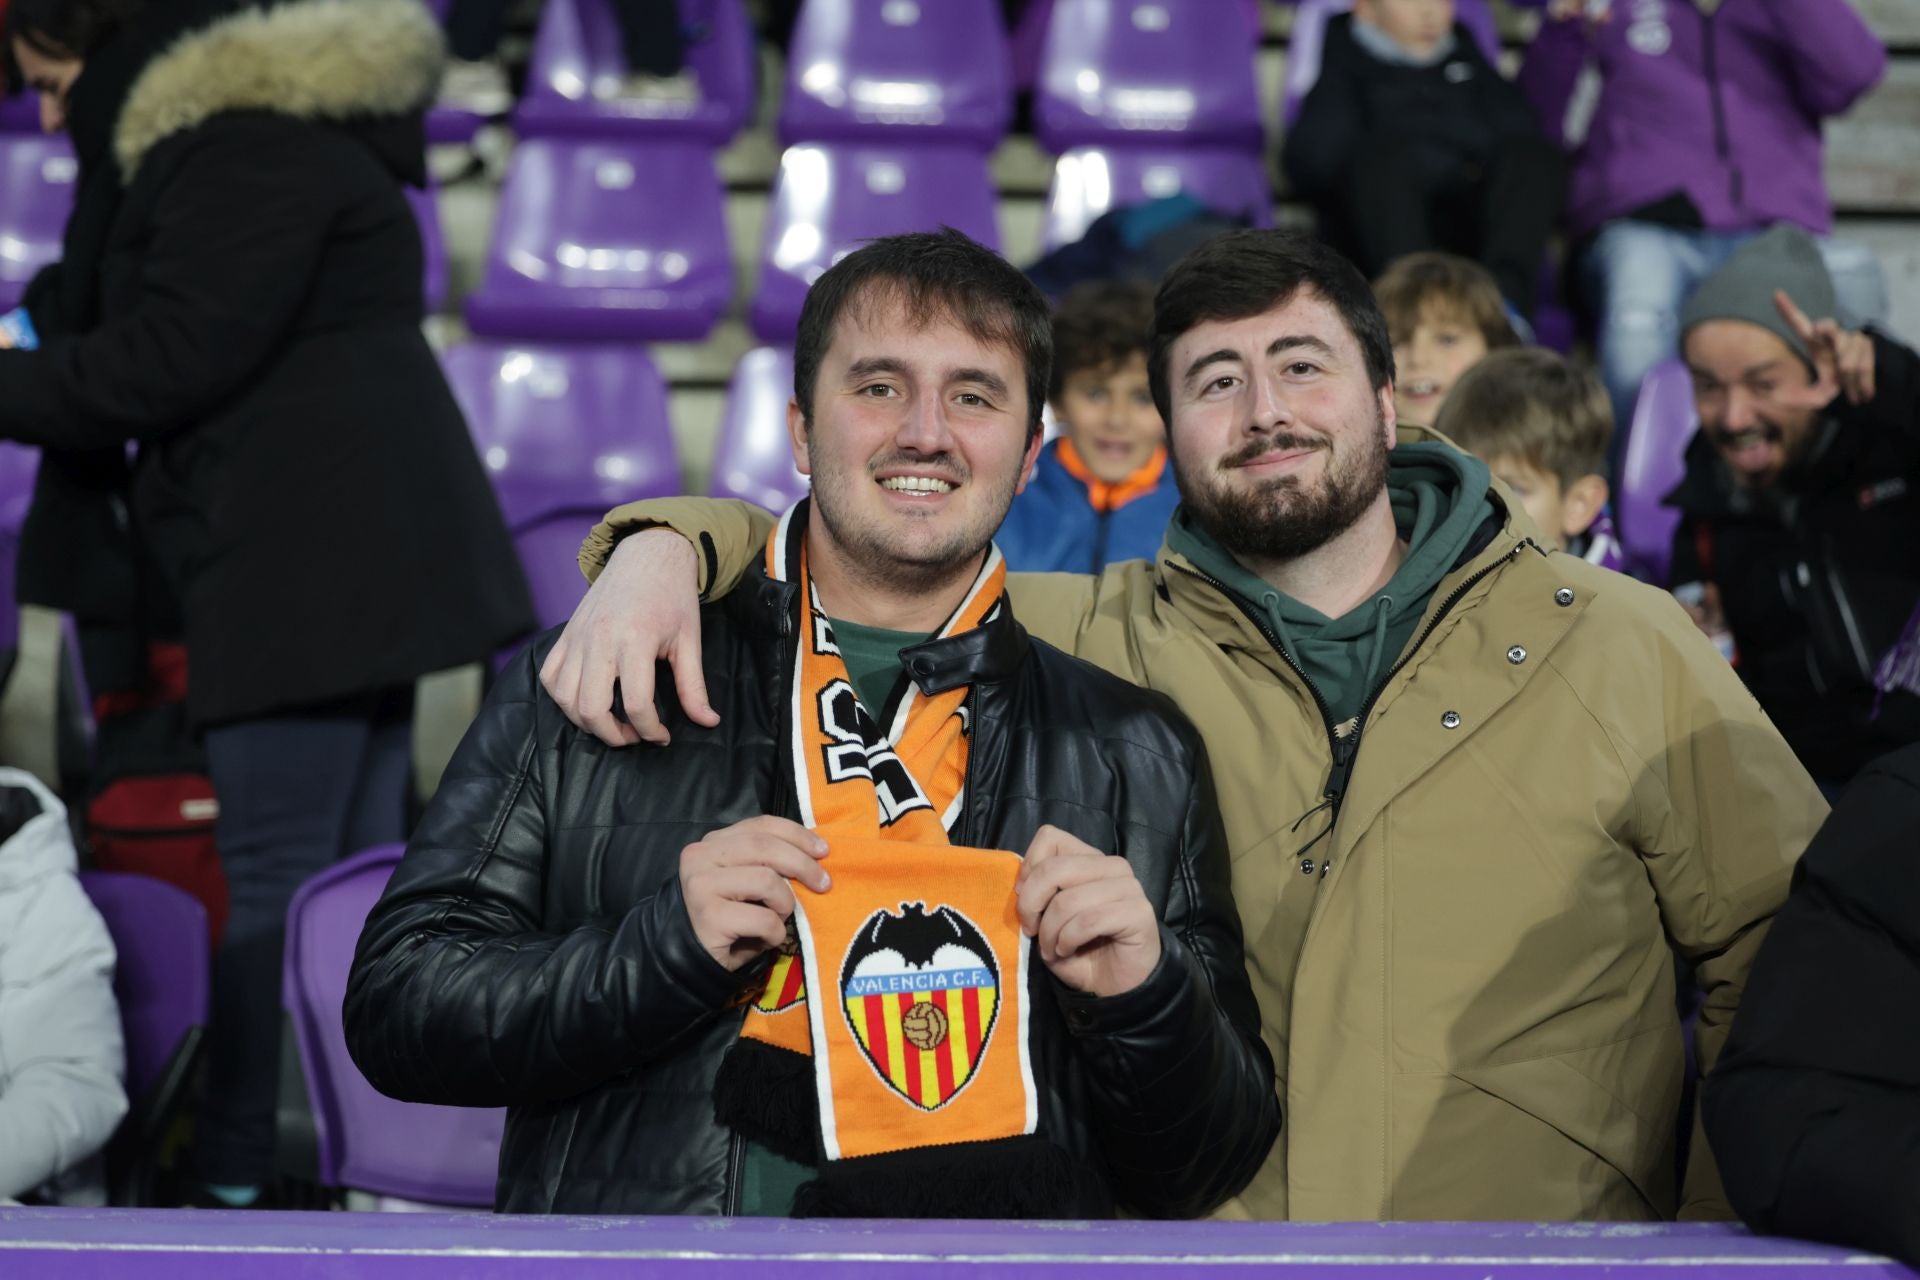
[{"xmin": 839, "ymin": 902, "xmax": 1001, "ymax": 1110}]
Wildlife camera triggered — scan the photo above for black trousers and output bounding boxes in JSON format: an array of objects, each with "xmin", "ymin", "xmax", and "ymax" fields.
[
  {"xmin": 1319, "ymin": 132, "xmax": 1565, "ymax": 320},
  {"xmin": 446, "ymin": 0, "xmax": 685, "ymax": 75},
  {"xmin": 192, "ymin": 693, "xmax": 412, "ymax": 1187}
]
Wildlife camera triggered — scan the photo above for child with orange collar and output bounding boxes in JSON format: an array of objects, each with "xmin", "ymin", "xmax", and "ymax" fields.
[{"xmin": 996, "ymin": 281, "xmax": 1180, "ymax": 572}]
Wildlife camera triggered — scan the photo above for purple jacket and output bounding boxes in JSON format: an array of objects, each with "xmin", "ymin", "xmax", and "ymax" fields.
[{"xmin": 1518, "ymin": 0, "xmax": 1884, "ymax": 240}]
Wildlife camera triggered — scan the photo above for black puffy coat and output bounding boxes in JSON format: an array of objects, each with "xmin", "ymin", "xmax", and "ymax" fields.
[
  {"xmin": 1704, "ymin": 744, "xmax": 1920, "ymax": 1267},
  {"xmin": 344, "ymin": 557, "xmax": 1279, "ymax": 1216},
  {"xmin": 1281, "ymin": 14, "xmax": 1544, "ymax": 201},
  {"xmin": 0, "ymin": 0, "xmax": 532, "ymax": 728},
  {"xmin": 1667, "ymin": 331, "xmax": 1920, "ymax": 784}
]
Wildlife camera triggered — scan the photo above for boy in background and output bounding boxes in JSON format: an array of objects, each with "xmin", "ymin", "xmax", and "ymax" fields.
[
  {"xmin": 1437, "ymin": 347, "xmax": 1623, "ymax": 570},
  {"xmin": 1375, "ymin": 252, "xmax": 1519, "ymax": 428},
  {"xmin": 1284, "ymin": 0, "xmax": 1563, "ymax": 320},
  {"xmin": 996, "ymin": 280, "xmax": 1179, "ymax": 572}
]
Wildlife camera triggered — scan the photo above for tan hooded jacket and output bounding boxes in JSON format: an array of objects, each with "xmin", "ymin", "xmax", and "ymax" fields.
[{"xmin": 577, "ymin": 436, "xmax": 1823, "ymax": 1221}]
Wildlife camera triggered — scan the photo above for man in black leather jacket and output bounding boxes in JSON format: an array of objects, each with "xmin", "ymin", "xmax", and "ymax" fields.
[{"xmin": 344, "ymin": 231, "xmax": 1277, "ymax": 1217}]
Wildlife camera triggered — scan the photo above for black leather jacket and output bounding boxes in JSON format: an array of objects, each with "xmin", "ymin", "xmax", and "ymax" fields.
[{"xmin": 344, "ymin": 562, "xmax": 1278, "ymax": 1216}]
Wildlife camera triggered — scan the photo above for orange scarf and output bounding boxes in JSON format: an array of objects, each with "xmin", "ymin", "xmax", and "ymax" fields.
[{"xmin": 716, "ymin": 502, "xmax": 1067, "ymax": 1214}]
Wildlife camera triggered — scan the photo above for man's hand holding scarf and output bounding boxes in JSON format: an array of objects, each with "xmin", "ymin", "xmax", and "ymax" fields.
[
  {"xmin": 680, "ymin": 815, "xmax": 831, "ymax": 970},
  {"xmin": 1015, "ymin": 825, "xmax": 1163, "ymax": 999}
]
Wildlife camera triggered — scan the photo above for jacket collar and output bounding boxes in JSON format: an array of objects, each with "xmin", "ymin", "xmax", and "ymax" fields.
[
  {"xmin": 732, "ymin": 516, "xmax": 1031, "ymax": 695},
  {"xmin": 113, "ymin": 0, "xmax": 444, "ymax": 179}
]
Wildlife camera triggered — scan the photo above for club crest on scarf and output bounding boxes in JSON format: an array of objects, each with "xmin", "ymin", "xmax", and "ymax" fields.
[
  {"xmin": 840, "ymin": 902, "xmax": 1001, "ymax": 1112},
  {"xmin": 755, "ymin": 919, "xmax": 807, "ymax": 1016}
]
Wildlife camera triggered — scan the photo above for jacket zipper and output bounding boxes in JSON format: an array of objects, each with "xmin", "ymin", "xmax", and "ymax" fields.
[
  {"xmin": 1699, "ymin": 10, "xmax": 1742, "ymax": 212},
  {"xmin": 723, "ymin": 1132, "xmax": 746, "ymax": 1215},
  {"xmin": 1090, "ymin": 507, "xmax": 1113, "ymax": 575},
  {"xmin": 1171, "ymin": 538, "xmax": 1536, "ymax": 823}
]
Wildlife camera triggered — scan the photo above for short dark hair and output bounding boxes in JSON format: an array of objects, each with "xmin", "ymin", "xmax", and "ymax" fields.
[
  {"xmin": 1049, "ymin": 279, "xmax": 1156, "ymax": 401},
  {"xmin": 1149, "ymin": 229, "xmax": 1395, "ymax": 424},
  {"xmin": 5, "ymin": 0, "xmax": 141, "ymax": 63},
  {"xmin": 1434, "ymin": 348, "xmax": 1613, "ymax": 487},
  {"xmin": 792, "ymin": 228, "xmax": 1053, "ymax": 442},
  {"xmin": 1374, "ymin": 252, "xmax": 1521, "ymax": 353}
]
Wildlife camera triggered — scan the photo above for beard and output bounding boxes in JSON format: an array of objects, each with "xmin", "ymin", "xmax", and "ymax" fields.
[
  {"xmin": 806, "ymin": 444, "xmax": 1019, "ymax": 593},
  {"xmin": 1174, "ymin": 409, "xmax": 1392, "ymax": 565}
]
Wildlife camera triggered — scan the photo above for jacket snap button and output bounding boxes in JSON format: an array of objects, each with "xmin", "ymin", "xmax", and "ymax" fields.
[
  {"xmin": 1554, "ymin": 588, "xmax": 1575, "ymax": 607},
  {"xmin": 1068, "ymin": 1008, "xmax": 1093, "ymax": 1031},
  {"xmin": 1507, "ymin": 645, "xmax": 1528, "ymax": 665},
  {"xmin": 1441, "ymin": 710, "xmax": 1462, "ymax": 730},
  {"xmin": 1299, "ymin": 856, "xmax": 1317, "ymax": 876}
]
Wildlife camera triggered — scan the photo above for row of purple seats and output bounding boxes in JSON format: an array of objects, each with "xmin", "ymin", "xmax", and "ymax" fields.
[{"xmin": 0, "ymin": 135, "xmax": 449, "ymax": 315}]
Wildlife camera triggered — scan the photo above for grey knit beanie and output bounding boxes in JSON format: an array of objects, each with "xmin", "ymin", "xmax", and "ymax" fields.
[{"xmin": 1678, "ymin": 224, "xmax": 1841, "ymax": 375}]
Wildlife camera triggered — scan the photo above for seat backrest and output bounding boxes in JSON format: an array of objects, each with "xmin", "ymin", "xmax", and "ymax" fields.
[
  {"xmin": 1617, "ymin": 358, "xmax": 1697, "ymax": 586},
  {"xmin": 516, "ymin": 0, "xmax": 756, "ymax": 142},
  {"xmin": 1035, "ymin": 0, "xmax": 1263, "ymax": 152},
  {"xmin": 0, "ymin": 93, "xmax": 39, "ymax": 133},
  {"xmin": 1043, "ymin": 145, "xmax": 1272, "ymax": 250},
  {"xmin": 510, "ymin": 509, "xmax": 616, "ymax": 632},
  {"xmin": 443, "ymin": 340, "xmax": 680, "ymax": 530},
  {"xmin": 0, "ymin": 135, "xmax": 76, "ymax": 313},
  {"xmin": 284, "ymin": 845, "xmax": 505, "ymax": 1206},
  {"xmin": 713, "ymin": 346, "xmax": 808, "ymax": 510},
  {"xmin": 1283, "ymin": 0, "xmax": 1503, "ymax": 126},
  {"xmin": 748, "ymin": 142, "xmax": 1001, "ymax": 342},
  {"xmin": 77, "ymin": 871, "xmax": 208, "ymax": 1105},
  {"xmin": 780, "ymin": 0, "xmax": 1012, "ymax": 147},
  {"xmin": 465, "ymin": 138, "xmax": 732, "ymax": 343}
]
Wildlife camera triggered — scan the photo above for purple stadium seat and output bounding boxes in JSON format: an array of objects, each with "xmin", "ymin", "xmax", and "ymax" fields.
[
  {"xmin": 1035, "ymin": 0, "xmax": 1263, "ymax": 152},
  {"xmin": 1617, "ymin": 358, "xmax": 1697, "ymax": 586},
  {"xmin": 515, "ymin": 0, "xmax": 755, "ymax": 142},
  {"xmin": 506, "ymin": 506, "xmax": 613, "ymax": 631},
  {"xmin": 79, "ymin": 870, "xmax": 209, "ymax": 1205},
  {"xmin": 442, "ymin": 340, "xmax": 681, "ymax": 531},
  {"xmin": 464, "ymin": 139, "xmax": 731, "ymax": 342},
  {"xmin": 0, "ymin": 135, "xmax": 76, "ymax": 314},
  {"xmin": 779, "ymin": 0, "xmax": 1012, "ymax": 148},
  {"xmin": 713, "ymin": 346, "xmax": 808, "ymax": 510},
  {"xmin": 1043, "ymin": 145, "xmax": 1272, "ymax": 250},
  {"xmin": 406, "ymin": 184, "xmax": 448, "ymax": 315},
  {"xmin": 284, "ymin": 845, "xmax": 505, "ymax": 1206},
  {"xmin": 1284, "ymin": 0, "xmax": 1503, "ymax": 127},
  {"xmin": 0, "ymin": 93, "xmax": 39, "ymax": 132},
  {"xmin": 749, "ymin": 142, "xmax": 1000, "ymax": 342}
]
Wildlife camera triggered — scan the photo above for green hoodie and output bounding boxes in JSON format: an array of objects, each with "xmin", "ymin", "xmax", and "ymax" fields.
[{"xmin": 1166, "ymin": 442, "xmax": 1495, "ymax": 739}]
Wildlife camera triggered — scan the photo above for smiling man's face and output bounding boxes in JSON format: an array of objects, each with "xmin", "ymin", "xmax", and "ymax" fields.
[
  {"xmin": 1167, "ymin": 288, "xmax": 1397, "ymax": 567},
  {"xmin": 791, "ymin": 288, "xmax": 1041, "ymax": 589},
  {"xmin": 1684, "ymin": 319, "xmax": 1824, "ymax": 493}
]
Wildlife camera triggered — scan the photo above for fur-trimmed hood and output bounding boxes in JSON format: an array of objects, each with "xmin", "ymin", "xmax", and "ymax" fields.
[{"xmin": 114, "ymin": 0, "xmax": 445, "ymax": 178}]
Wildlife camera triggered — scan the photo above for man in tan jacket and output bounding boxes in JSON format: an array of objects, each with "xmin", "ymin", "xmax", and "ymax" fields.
[{"xmin": 537, "ymin": 231, "xmax": 1824, "ymax": 1221}]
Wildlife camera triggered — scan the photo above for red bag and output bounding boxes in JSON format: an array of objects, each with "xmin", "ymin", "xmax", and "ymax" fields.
[{"xmin": 84, "ymin": 640, "xmax": 228, "ymax": 947}]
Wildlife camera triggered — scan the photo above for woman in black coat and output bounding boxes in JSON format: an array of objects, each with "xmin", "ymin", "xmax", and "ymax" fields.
[{"xmin": 3, "ymin": 0, "xmax": 534, "ymax": 1201}]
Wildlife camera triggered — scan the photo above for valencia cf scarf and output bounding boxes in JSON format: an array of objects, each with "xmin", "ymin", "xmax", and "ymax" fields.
[{"xmin": 713, "ymin": 500, "xmax": 1093, "ymax": 1217}]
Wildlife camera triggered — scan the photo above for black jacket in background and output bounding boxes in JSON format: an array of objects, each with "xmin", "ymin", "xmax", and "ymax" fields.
[
  {"xmin": 1281, "ymin": 14, "xmax": 1543, "ymax": 200},
  {"xmin": 343, "ymin": 549, "xmax": 1279, "ymax": 1217},
  {"xmin": 1667, "ymin": 331, "xmax": 1920, "ymax": 784},
  {"xmin": 0, "ymin": 0, "xmax": 533, "ymax": 728},
  {"xmin": 1704, "ymin": 744, "xmax": 1920, "ymax": 1267}
]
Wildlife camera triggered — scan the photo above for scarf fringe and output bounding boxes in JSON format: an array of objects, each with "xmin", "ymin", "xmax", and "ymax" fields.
[
  {"xmin": 792, "ymin": 1135, "xmax": 1102, "ymax": 1219},
  {"xmin": 1871, "ymin": 602, "xmax": 1920, "ymax": 718},
  {"xmin": 713, "ymin": 1036, "xmax": 818, "ymax": 1166}
]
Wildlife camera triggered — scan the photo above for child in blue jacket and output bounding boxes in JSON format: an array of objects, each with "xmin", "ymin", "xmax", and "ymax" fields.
[{"xmin": 997, "ymin": 281, "xmax": 1180, "ymax": 572}]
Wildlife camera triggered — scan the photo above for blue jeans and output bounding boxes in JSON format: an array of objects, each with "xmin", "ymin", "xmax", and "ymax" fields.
[
  {"xmin": 1582, "ymin": 221, "xmax": 1889, "ymax": 466},
  {"xmin": 192, "ymin": 697, "xmax": 411, "ymax": 1187}
]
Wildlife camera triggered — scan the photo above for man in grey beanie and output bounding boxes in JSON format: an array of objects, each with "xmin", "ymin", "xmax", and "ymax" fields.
[{"xmin": 1666, "ymin": 223, "xmax": 1920, "ymax": 788}]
